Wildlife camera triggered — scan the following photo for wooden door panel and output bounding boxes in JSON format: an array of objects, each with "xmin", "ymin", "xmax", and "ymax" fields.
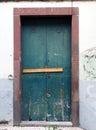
[
  {"xmin": 22, "ymin": 21, "xmax": 46, "ymax": 69},
  {"xmin": 22, "ymin": 74, "xmax": 47, "ymax": 121},
  {"xmin": 21, "ymin": 17, "xmax": 71, "ymax": 121},
  {"xmin": 47, "ymin": 76, "xmax": 64, "ymax": 121},
  {"xmin": 46, "ymin": 19, "xmax": 71, "ymax": 121},
  {"xmin": 47, "ymin": 24, "xmax": 65, "ymax": 68},
  {"xmin": 21, "ymin": 19, "xmax": 47, "ymax": 121}
]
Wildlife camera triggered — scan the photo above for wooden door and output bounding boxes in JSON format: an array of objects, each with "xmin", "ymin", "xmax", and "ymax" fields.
[{"xmin": 21, "ymin": 17, "xmax": 71, "ymax": 121}]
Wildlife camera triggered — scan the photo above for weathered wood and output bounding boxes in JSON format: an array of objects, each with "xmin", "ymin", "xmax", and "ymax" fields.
[{"xmin": 23, "ymin": 68, "xmax": 63, "ymax": 73}]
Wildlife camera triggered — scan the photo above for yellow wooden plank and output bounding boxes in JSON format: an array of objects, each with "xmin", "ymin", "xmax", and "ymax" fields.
[{"xmin": 23, "ymin": 68, "xmax": 63, "ymax": 73}]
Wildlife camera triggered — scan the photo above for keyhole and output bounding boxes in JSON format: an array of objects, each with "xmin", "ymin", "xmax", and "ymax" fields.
[
  {"xmin": 47, "ymin": 73, "xmax": 50, "ymax": 78},
  {"xmin": 45, "ymin": 72, "xmax": 50, "ymax": 78},
  {"xmin": 29, "ymin": 115, "xmax": 32, "ymax": 121}
]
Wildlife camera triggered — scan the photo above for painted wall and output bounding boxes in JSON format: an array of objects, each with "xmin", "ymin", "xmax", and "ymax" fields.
[{"xmin": 0, "ymin": 1, "xmax": 96, "ymax": 130}]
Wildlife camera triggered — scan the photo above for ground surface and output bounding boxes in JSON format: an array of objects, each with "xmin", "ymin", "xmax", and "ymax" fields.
[{"xmin": 0, "ymin": 126, "xmax": 84, "ymax": 130}]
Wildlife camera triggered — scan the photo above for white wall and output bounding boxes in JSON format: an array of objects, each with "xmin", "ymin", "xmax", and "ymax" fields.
[{"xmin": 0, "ymin": 2, "xmax": 96, "ymax": 130}]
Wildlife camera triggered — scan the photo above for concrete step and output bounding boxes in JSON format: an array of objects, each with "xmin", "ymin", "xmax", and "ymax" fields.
[{"xmin": 0, "ymin": 126, "xmax": 84, "ymax": 130}]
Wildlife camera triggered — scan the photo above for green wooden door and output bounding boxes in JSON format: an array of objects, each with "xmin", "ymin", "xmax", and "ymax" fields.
[{"xmin": 21, "ymin": 17, "xmax": 71, "ymax": 121}]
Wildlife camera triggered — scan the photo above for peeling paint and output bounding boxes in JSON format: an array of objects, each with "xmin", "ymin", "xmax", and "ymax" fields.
[
  {"xmin": 60, "ymin": 89, "xmax": 64, "ymax": 121},
  {"xmin": 80, "ymin": 47, "xmax": 96, "ymax": 130},
  {"xmin": 80, "ymin": 47, "xmax": 96, "ymax": 80}
]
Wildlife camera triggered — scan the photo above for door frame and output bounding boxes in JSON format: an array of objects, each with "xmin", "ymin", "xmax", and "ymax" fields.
[{"xmin": 14, "ymin": 8, "xmax": 79, "ymax": 126}]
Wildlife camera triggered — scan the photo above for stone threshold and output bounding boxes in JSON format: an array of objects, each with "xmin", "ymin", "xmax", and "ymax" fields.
[{"xmin": 20, "ymin": 121, "xmax": 72, "ymax": 127}]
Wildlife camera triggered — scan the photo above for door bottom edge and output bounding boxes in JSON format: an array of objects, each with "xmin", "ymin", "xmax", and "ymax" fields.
[{"xmin": 20, "ymin": 121, "xmax": 72, "ymax": 127}]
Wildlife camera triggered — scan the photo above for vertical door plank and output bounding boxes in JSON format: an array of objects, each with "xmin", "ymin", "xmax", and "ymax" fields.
[
  {"xmin": 21, "ymin": 18, "xmax": 47, "ymax": 121},
  {"xmin": 46, "ymin": 18, "xmax": 71, "ymax": 121}
]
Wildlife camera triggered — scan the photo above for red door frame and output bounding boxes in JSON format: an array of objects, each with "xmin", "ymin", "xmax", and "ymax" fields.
[{"xmin": 14, "ymin": 8, "xmax": 79, "ymax": 126}]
